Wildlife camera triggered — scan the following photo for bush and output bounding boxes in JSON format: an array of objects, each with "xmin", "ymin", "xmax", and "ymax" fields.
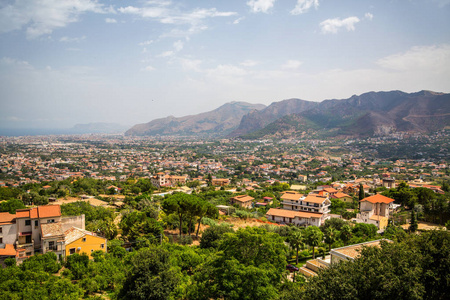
[
  {"xmin": 179, "ymin": 235, "xmax": 193, "ymax": 245},
  {"xmin": 201, "ymin": 217, "xmax": 217, "ymax": 226}
]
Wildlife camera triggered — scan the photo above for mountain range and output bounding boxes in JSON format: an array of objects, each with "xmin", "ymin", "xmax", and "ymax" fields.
[{"xmin": 125, "ymin": 90, "xmax": 450, "ymax": 139}]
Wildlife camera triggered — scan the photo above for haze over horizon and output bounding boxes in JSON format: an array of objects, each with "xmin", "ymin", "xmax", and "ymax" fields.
[{"xmin": 1, "ymin": 0, "xmax": 450, "ymax": 130}]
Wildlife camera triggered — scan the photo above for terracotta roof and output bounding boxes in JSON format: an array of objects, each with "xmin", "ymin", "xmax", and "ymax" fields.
[
  {"xmin": 332, "ymin": 240, "xmax": 390, "ymax": 260},
  {"xmin": 360, "ymin": 194, "xmax": 395, "ymax": 204},
  {"xmin": 0, "ymin": 244, "xmax": 16, "ymax": 256},
  {"xmin": 65, "ymin": 227, "xmax": 104, "ymax": 245},
  {"xmin": 0, "ymin": 212, "xmax": 16, "ymax": 224},
  {"xmin": 266, "ymin": 208, "xmax": 323, "ymax": 219},
  {"xmin": 303, "ymin": 195, "xmax": 328, "ymax": 204},
  {"xmin": 332, "ymin": 192, "xmax": 351, "ymax": 199},
  {"xmin": 323, "ymin": 188, "xmax": 338, "ymax": 193},
  {"xmin": 281, "ymin": 191, "xmax": 303, "ymax": 201},
  {"xmin": 41, "ymin": 222, "xmax": 64, "ymax": 238},
  {"xmin": 231, "ymin": 195, "xmax": 254, "ymax": 202}
]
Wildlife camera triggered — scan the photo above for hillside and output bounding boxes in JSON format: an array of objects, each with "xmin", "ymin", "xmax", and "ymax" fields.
[
  {"xmin": 238, "ymin": 90, "xmax": 450, "ymax": 139},
  {"xmin": 125, "ymin": 102, "xmax": 266, "ymax": 137},
  {"xmin": 228, "ymin": 98, "xmax": 319, "ymax": 137}
]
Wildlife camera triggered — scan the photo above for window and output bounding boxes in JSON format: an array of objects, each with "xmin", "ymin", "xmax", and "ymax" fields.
[
  {"xmin": 26, "ymin": 252, "xmax": 32, "ymax": 256},
  {"xmin": 26, "ymin": 235, "xmax": 32, "ymax": 244},
  {"xmin": 34, "ymin": 220, "xmax": 38, "ymax": 227},
  {"xmin": 0, "ymin": 227, "xmax": 2, "ymax": 233},
  {"xmin": 101, "ymin": 244, "xmax": 104, "ymax": 249},
  {"xmin": 25, "ymin": 219, "xmax": 31, "ymax": 226},
  {"xmin": 69, "ymin": 248, "xmax": 75, "ymax": 255},
  {"xmin": 0, "ymin": 237, "xmax": 2, "ymax": 243},
  {"xmin": 47, "ymin": 219, "xmax": 55, "ymax": 223},
  {"xmin": 82, "ymin": 237, "xmax": 86, "ymax": 242}
]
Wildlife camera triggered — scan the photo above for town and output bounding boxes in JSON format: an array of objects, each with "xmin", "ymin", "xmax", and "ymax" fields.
[{"xmin": 0, "ymin": 133, "xmax": 448, "ymax": 298}]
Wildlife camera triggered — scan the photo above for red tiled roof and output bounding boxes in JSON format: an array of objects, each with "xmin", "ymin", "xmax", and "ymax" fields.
[
  {"xmin": 0, "ymin": 244, "xmax": 16, "ymax": 256},
  {"xmin": 37, "ymin": 205, "xmax": 61, "ymax": 218},
  {"xmin": 361, "ymin": 194, "xmax": 395, "ymax": 204},
  {"xmin": 0, "ymin": 212, "xmax": 16, "ymax": 224},
  {"xmin": 266, "ymin": 208, "xmax": 323, "ymax": 219},
  {"xmin": 15, "ymin": 205, "xmax": 61, "ymax": 219}
]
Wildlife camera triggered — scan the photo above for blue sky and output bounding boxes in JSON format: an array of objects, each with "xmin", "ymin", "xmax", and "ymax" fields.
[{"xmin": 0, "ymin": 0, "xmax": 449, "ymax": 129}]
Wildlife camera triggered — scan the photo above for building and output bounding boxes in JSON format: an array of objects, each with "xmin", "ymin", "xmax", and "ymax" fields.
[
  {"xmin": 0, "ymin": 204, "xmax": 99, "ymax": 265},
  {"xmin": 211, "ymin": 178, "xmax": 230, "ymax": 187},
  {"xmin": 281, "ymin": 192, "xmax": 331, "ymax": 214},
  {"xmin": 230, "ymin": 195, "xmax": 254, "ymax": 209},
  {"xmin": 382, "ymin": 177, "xmax": 396, "ymax": 189},
  {"xmin": 356, "ymin": 194, "xmax": 395, "ymax": 230},
  {"xmin": 266, "ymin": 208, "xmax": 326, "ymax": 227},
  {"xmin": 65, "ymin": 227, "xmax": 107, "ymax": 259},
  {"xmin": 151, "ymin": 172, "xmax": 188, "ymax": 188},
  {"xmin": 299, "ymin": 239, "xmax": 392, "ymax": 277},
  {"xmin": 331, "ymin": 192, "xmax": 353, "ymax": 203}
]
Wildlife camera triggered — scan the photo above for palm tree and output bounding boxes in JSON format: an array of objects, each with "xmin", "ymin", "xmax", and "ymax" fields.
[
  {"xmin": 304, "ymin": 226, "xmax": 324, "ymax": 259},
  {"xmin": 287, "ymin": 229, "xmax": 304, "ymax": 264},
  {"xmin": 324, "ymin": 227, "xmax": 339, "ymax": 251}
]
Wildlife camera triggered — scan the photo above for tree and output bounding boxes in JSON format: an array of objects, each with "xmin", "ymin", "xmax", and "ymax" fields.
[
  {"xmin": 324, "ymin": 227, "xmax": 339, "ymax": 251},
  {"xmin": 359, "ymin": 183, "xmax": 365, "ymax": 200},
  {"xmin": 304, "ymin": 226, "xmax": 323, "ymax": 259},
  {"xmin": 287, "ymin": 228, "xmax": 304, "ymax": 264},
  {"xmin": 0, "ymin": 198, "xmax": 25, "ymax": 214},
  {"xmin": 300, "ymin": 230, "xmax": 450, "ymax": 300},
  {"xmin": 161, "ymin": 193, "xmax": 192, "ymax": 237},
  {"xmin": 190, "ymin": 227, "xmax": 287, "ymax": 300},
  {"xmin": 119, "ymin": 247, "xmax": 181, "ymax": 300},
  {"xmin": 409, "ymin": 209, "xmax": 418, "ymax": 232},
  {"xmin": 339, "ymin": 224, "xmax": 352, "ymax": 245},
  {"xmin": 195, "ymin": 201, "xmax": 218, "ymax": 237},
  {"xmin": 200, "ymin": 225, "xmax": 234, "ymax": 249}
]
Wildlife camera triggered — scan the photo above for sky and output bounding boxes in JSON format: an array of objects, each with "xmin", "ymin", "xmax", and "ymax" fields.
[{"xmin": 0, "ymin": 0, "xmax": 450, "ymax": 130}]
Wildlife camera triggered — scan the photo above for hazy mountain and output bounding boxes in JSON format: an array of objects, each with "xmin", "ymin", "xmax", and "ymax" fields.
[
  {"xmin": 239, "ymin": 90, "xmax": 450, "ymax": 139},
  {"xmin": 125, "ymin": 102, "xmax": 266, "ymax": 137}
]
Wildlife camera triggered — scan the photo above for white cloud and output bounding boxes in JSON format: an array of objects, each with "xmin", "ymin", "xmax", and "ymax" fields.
[
  {"xmin": 233, "ymin": 17, "xmax": 245, "ymax": 24},
  {"xmin": 139, "ymin": 40, "xmax": 154, "ymax": 46},
  {"xmin": 240, "ymin": 60, "xmax": 259, "ymax": 67},
  {"xmin": 365, "ymin": 13, "xmax": 373, "ymax": 20},
  {"xmin": 179, "ymin": 58, "xmax": 202, "ymax": 71},
  {"xmin": 105, "ymin": 18, "xmax": 117, "ymax": 23},
  {"xmin": 320, "ymin": 17, "xmax": 360, "ymax": 34},
  {"xmin": 0, "ymin": 56, "xmax": 31, "ymax": 67},
  {"xmin": 281, "ymin": 60, "xmax": 303, "ymax": 69},
  {"xmin": 0, "ymin": 0, "xmax": 108, "ymax": 39},
  {"xmin": 143, "ymin": 65, "xmax": 156, "ymax": 71},
  {"xmin": 158, "ymin": 50, "xmax": 174, "ymax": 57},
  {"xmin": 290, "ymin": 0, "xmax": 319, "ymax": 15},
  {"xmin": 376, "ymin": 44, "xmax": 450, "ymax": 71},
  {"xmin": 247, "ymin": 0, "xmax": 276, "ymax": 13},
  {"xmin": 59, "ymin": 35, "xmax": 86, "ymax": 43},
  {"xmin": 173, "ymin": 40, "xmax": 184, "ymax": 51},
  {"xmin": 118, "ymin": 4, "xmax": 236, "ymax": 38}
]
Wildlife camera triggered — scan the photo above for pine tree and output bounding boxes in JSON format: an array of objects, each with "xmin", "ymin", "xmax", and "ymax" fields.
[
  {"xmin": 409, "ymin": 209, "xmax": 418, "ymax": 232},
  {"xmin": 359, "ymin": 183, "xmax": 365, "ymax": 200}
]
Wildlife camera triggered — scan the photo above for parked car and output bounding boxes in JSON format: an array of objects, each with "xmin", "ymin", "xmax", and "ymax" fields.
[{"xmin": 286, "ymin": 264, "xmax": 299, "ymax": 272}]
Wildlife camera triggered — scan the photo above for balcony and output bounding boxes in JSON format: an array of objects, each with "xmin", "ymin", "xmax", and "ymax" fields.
[{"xmin": 46, "ymin": 245, "xmax": 58, "ymax": 251}]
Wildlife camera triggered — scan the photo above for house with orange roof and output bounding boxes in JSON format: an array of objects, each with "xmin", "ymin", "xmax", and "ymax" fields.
[
  {"xmin": 266, "ymin": 208, "xmax": 326, "ymax": 227},
  {"xmin": 281, "ymin": 191, "xmax": 331, "ymax": 215},
  {"xmin": 0, "ymin": 204, "xmax": 89, "ymax": 264},
  {"xmin": 356, "ymin": 194, "xmax": 395, "ymax": 230},
  {"xmin": 230, "ymin": 195, "xmax": 254, "ymax": 209},
  {"xmin": 331, "ymin": 192, "xmax": 353, "ymax": 203}
]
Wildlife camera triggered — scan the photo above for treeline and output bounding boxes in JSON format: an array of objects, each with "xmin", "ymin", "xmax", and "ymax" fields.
[
  {"xmin": 1, "ymin": 225, "xmax": 448, "ymax": 299},
  {"xmin": 382, "ymin": 182, "xmax": 450, "ymax": 225}
]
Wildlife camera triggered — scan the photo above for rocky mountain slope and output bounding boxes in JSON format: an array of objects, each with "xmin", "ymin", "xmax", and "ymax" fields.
[
  {"xmin": 125, "ymin": 102, "xmax": 266, "ymax": 137},
  {"xmin": 238, "ymin": 90, "xmax": 450, "ymax": 139}
]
